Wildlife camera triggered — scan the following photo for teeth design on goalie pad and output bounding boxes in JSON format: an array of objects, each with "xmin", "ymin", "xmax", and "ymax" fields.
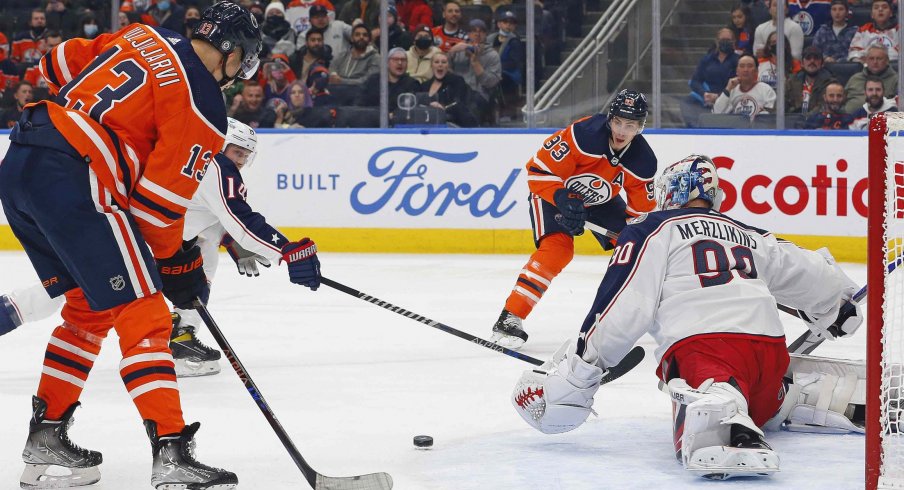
[
  {"xmin": 20, "ymin": 464, "xmax": 101, "ymax": 489},
  {"xmin": 686, "ymin": 446, "xmax": 780, "ymax": 480}
]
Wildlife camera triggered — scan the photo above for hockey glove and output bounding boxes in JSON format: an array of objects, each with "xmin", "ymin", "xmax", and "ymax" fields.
[
  {"xmin": 222, "ymin": 235, "xmax": 270, "ymax": 277},
  {"xmin": 829, "ymin": 300, "xmax": 863, "ymax": 338},
  {"xmin": 157, "ymin": 239, "xmax": 209, "ymax": 310},
  {"xmin": 281, "ymin": 238, "xmax": 321, "ymax": 290},
  {"xmin": 553, "ymin": 188, "xmax": 586, "ymax": 236}
]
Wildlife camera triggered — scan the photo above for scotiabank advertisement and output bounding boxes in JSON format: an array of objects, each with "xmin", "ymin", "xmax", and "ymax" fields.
[{"xmin": 0, "ymin": 131, "xmax": 869, "ymax": 238}]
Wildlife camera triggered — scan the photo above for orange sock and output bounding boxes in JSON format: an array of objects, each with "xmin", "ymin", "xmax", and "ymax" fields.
[
  {"xmin": 504, "ymin": 232, "xmax": 574, "ymax": 319},
  {"xmin": 112, "ymin": 293, "xmax": 184, "ymax": 435},
  {"xmin": 37, "ymin": 289, "xmax": 111, "ymax": 420}
]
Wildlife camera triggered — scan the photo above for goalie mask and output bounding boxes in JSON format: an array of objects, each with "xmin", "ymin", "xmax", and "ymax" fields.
[
  {"xmin": 656, "ymin": 154, "xmax": 723, "ymax": 211},
  {"xmin": 223, "ymin": 117, "xmax": 258, "ymax": 168}
]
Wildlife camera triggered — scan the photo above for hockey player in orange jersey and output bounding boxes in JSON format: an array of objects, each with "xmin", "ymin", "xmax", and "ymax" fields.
[
  {"xmin": 0, "ymin": 3, "xmax": 269, "ymax": 489},
  {"xmin": 491, "ymin": 89, "xmax": 658, "ymax": 349}
]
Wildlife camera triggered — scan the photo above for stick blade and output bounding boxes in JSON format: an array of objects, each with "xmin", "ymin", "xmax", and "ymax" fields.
[
  {"xmin": 316, "ymin": 472, "xmax": 393, "ymax": 490},
  {"xmin": 601, "ymin": 345, "xmax": 645, "ymax": 385}
]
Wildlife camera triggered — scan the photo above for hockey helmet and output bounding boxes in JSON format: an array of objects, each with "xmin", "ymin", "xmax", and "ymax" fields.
[
  {"xmin": 193, "ymin": 2, "xmax": 263, "ymax": 86},
  {"xmin": 607, "ymin": 89, "xmax": 648, "ymax": 132},
  {"xmin": 223, "ymin": 117, "xmax": 258, "ymax": 168},
  {"xmin": 656, "ymin": 154, "xmax": 723, "ymax": 211}
]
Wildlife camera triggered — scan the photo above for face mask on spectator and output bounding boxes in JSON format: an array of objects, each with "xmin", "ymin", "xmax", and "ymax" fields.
[
  {"xmin": 309, "ymin": 46, "xmax": 324, "ymax": 57},
  {"xmin": 718, "ymin": 40, "xmax": 733, "ymax": 54},
  {"xmin": 157, "ymin": 0, "xmax": 171, "ymax": 11},
  {"xmin": 266, "ymin": 16, "xmax": 285, "ymax": 27},
  {"xmin": 415, "ymin": 37, "xmax": 432, "ymax": 49},
  {"xmin": 84, "ymin": 24, "xmax": 98, "ymax": 36},
  {"xmin": 185, "ymin": 18, "xmax": 200, "ymax": 31}
]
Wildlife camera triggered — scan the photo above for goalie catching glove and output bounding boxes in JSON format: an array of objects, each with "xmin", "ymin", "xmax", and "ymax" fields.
[
  {"xmin": 553, "ymin": 188, "xmax": 586, "ymax": 236},
  {"xmin": 281, "ymin": 238, "xmax": 321, "ymax": 290},
  {"xmin": 222, "ymin": 234, "xmax": 270, "ymax": 277},
  {"xmin": 512, "ymin": 340, "xmax": 603, "ymax": 434},
  {"xmin": 157, "ymin": 239, "xmax": 209, "ymax": 309},
  {"xmin": 798, "ymin": 248, "xmax": 863, "ymax": 340}
]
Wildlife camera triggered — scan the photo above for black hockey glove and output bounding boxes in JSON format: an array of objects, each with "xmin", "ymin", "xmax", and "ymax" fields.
[
  {"xmin": 281, "ymin": 238, "xmax": 321, "ymax": 290},
  {"xmin": 157, "ymin": 239, "xmax": 208, "ymax": 309},
  {"xmin": 553, "ymin": 188, "xmax": 587, "ymax": 236}
]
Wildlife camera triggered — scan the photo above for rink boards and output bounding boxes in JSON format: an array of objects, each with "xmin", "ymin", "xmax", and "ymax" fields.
[{"xmin": 0, "ymin": 129, "xmax": 868, "ymax": 261}]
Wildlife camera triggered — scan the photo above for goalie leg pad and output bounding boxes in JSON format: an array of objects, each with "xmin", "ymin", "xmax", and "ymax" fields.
[
  {"xmin": 766, "ymin": 369, "xmax": 865, "ymax": 434},
  {"xmin": 512, "ymin": 340, "xmax": 603, "ymax": 434},
  {"xmin": 669, "ymin": 378, "xmax": 778, "ymax": 478}
]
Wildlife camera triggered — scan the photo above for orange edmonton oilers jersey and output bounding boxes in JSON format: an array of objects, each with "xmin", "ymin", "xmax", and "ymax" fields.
[
  {"xmin": 35, "ymin": 23, "xmax": 227, "ymax": 259},
  {"xmin": 526, "ymin": 113, "xmax": 658, "ymax": 217}
]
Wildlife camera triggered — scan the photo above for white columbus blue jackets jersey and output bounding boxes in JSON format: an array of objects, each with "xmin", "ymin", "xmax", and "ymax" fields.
[
  {"xmin": 577, "ymin": 207, "xmax": 854, "ymax": 369},
  {"xmin": 183, "ymin": 153, "xmax": 288, "ymax": 272}
]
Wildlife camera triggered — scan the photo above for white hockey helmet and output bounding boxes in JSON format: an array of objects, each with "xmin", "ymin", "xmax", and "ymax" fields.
[
  {"xmin": 223, "ymin": 117, "xmax": 258, "ymax": 168},
  {"xmin": 655, "ymin": 154, "xmax": 723, "ymax": 211}
]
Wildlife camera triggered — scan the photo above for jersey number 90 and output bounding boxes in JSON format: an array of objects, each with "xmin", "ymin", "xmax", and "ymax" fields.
[{"xmin": 692, "ymin": 240, "xmax": 757, "ymax": 288}]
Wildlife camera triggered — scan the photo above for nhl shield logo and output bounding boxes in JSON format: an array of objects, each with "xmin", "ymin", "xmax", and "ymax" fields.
[{"xmin": 110, "ymin": 275, "xmax": 125, "ymax": 291}]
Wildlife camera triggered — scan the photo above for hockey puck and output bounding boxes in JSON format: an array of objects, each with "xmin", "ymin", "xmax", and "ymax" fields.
[{"xmin": 413, "ymin": 435, "xmax": 433, "ymax": 449}]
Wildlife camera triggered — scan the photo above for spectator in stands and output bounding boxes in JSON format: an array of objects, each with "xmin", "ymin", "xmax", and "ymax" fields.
[
  {"xmin": 713, "ymin": 54, "xmax": 777, "ymax": 117},
  {"xmin": 286, "ymin": 0, "xmax": 336, "ymax": 37},
  {"xmin": 247, "ymin": 2, "xmax": 266, "ymax": 27},
  {"xmin": 79, "ymin": 13, "xmax": 101, "ymax": 40},
  {"xmin": 805, "ymin": 81, "xmax": 854, "ymax": 128},
  {"xmin": 182, "ymin": 6, "xmax": 201, "ymax": 37},
  {"xmin": 432, "ymin": 1, "xmax": 469, "ymax": 52},
  {"xmin": 229, "ymin": 80, "xmax": 277, "ymax": 128},
  {"xmin": 262, "ymin": 1, "xmax": 297, "ymax": 57},
  {"xmin": 754, "ymin": 0, "xmax": 804, "ymax": 59},
  {"xmin": 420, "ymin": 51, "xmax": 478, "ymax": 127},
  {"xmin": 0, "ymin": 82, "xmax": 33, "ymax": 130},
  {"xmin": 339, "ymin": 0, "xmax": 379, "ymax": 30},
  {"xmin": 140, "ymin": 0, "xmax": 186, "ymax": 33},
  {"xmin": 787, "ymin": 45, "xmax": 836, "ymax": 114},
  {"xmin": 682, "ymin": 27, "xmax": 739, "ymax": 127},
  {"xmin": 849, "ymin": 76, "xmax": 898, "ymax": 129},
  {"xmin": 408, "ymin": 24, "xmax": 442, "ymax": 83},
  {"xmin": 277, "ymin": 80, "xmax": 335, "ymax": 127},
  {"xmin": 23, "ymin": 30, "xmax": 61, "ymax": 97},
  {"xmin": 451, "ymin": 19, "xmax": 501, "ymax": 124},
  {"xmin": 307, "ymin": 63, "xmax": 335, "ymax": 106},
  {"xmin": 397, "ymin": 0, "xmax": 433, "ymax": 31},
  {"xmin": 330, "ymin": 24, "xmax": 379, "ymax": 86},
  {"xmin": 844, "ymin": 44, "xmax": 897, "ymax": 112},
  {"xmin": 263, "ymin": 54, "xmax": 295, "ymax": 103},
  {"xmin": 788, "ymin": 0, "xmax": 832, "ymax": 36},
  {"xmin": 296, "ymin": 28, "xmax": 332, "ymax": 83},
  {"xmin": 357, "ymin": 47, "xmax": 420, "ymax": 112},
  {"xmin": 373, "ymin": 6, "xmax": 414, "ymax": 51},
  {"xmin": 489, "ymin": 9, "xmax": 525, "ymax": 107},
  {"xmin": 45, "ymin": 0, "xmax": 81, "ymax": 39},
  {"xmin": 849, "ymin": 0, "xmax": 899, "ymax": 62},
  {"xmin": 12, "ymin": 9, "xmax": 49, "ymax": 65},
  {"xmin": 758, "ymin": 31, "xmax": 801, "ymax": 88},
  {"xmin": 742, "ymin": 0, "xmax": 770, "ymax": 26},
  {"xmin": 812, "ymin": 0, "xmax": 858, "ymax": 62},
  {"xmin": 306, "ymin": 5, "xmax": 352, "ymax": 62},
  {"xmin": 729, "ymin": 4, "xmax": 756, "ymax": 56}
]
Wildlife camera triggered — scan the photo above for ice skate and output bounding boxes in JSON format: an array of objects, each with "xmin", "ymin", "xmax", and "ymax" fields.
[
  {"xmin": 491, "ymin": 309, "xmax": 528, "ymax": 349},
  {"xmin": 20, "ymin": 396, "xmax": 102, "ymax": 489},
  {"xmin": 146, "ymin": 420, "xmax": 237, "ymax": 490},
  {"xmin": 170, "ymin": 313, "xmax": 221, "ymax": 377},
  {"xmin": 687, "ymin": 425, "xmax": 780, "ymax": 480}
]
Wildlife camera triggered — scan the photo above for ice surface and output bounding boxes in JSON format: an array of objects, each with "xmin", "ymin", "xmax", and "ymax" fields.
[{"xmin": 0, "ymin": 252, "xmax": 866, "ymax": 489}]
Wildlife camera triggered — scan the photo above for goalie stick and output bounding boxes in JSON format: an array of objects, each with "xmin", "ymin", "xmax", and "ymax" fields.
[
  {"xmin": 320, "ymin": 277, "xmax": 644, "ymax": 385},
  {"xmin": 193, "ymin": 300, "xmax": 393, "ymax": 490}
]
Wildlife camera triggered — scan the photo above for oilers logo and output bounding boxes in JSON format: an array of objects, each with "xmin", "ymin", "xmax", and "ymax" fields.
[
  {"xmin": 564, "ymin": 173, "xmax": 613, "ymax": 206},
  {"xmin": 794, "ymin": 11, "xmax": 815, "ymax": 36}
]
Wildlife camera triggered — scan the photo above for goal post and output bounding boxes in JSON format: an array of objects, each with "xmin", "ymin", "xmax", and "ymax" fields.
[{"xmin": 867, "ymin": 112, "xmax": 904, "ymax": 490}]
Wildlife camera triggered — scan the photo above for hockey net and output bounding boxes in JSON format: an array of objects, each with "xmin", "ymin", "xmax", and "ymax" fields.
[{"xmin": 868, "ymin": 112, "xmax": 904, "ymax": 490}]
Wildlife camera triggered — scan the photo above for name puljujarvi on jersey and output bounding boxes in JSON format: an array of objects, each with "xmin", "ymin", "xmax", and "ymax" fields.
[
  {"xmin": 121, "ymin": 25, "xmax": 182, "ymax": 87},
  {"xmin": 675, "ymin": 218, "xmax": 757, "ymax": 249}
]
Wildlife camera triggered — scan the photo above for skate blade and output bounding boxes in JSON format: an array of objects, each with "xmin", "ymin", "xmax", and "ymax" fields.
[
  {"xmin": 20, "ymin": 464, "xmax": 100, "ymax": 489},
  {"xmin": 174, "ymin": 358, "xmax": 221, "ymax": 378},
  {"xmin": 490, "ymin": 332, "xmax": 526, "ymax": 350},
  {"xmin": 687, "ymin": 446, "xmax": 779, "ymax": 480},
  {"xmin": 155, "ymin": 485, "xmax": 236, "ymax": 490}
]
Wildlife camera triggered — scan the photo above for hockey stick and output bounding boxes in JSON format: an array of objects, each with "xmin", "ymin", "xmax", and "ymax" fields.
[
  {"xmin": 193, "ymin": 300, "xmax": 393, "ymax": 490},
  {"xmin": 320, "ymin": 277, "xmax": 645, "ymax": 385}
]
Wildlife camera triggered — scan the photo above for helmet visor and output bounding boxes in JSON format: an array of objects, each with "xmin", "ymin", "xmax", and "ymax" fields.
[{"xmin": 238, "ymin": 48, "xmax": 260, "ymax": 80}]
